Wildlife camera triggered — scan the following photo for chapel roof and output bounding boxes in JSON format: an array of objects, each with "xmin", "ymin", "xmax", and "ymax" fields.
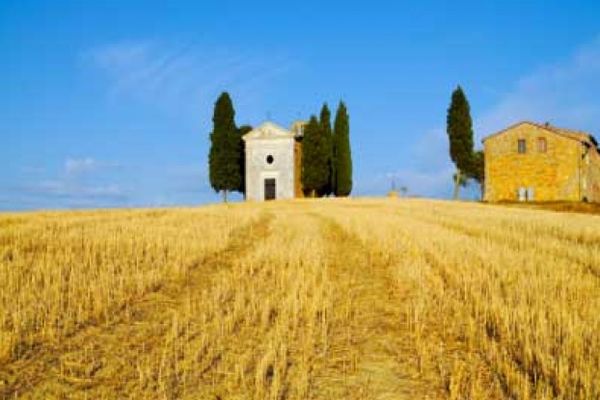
[{"xmin": 242, "ymin": 121, "xmax": 294, "ymax": 141}]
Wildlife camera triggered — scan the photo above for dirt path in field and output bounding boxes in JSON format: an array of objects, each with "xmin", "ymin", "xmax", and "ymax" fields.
[
  {"xmin": 0, "ymin": 212, "xmax": 273, "ymax": 399},
  {"xmin": 310, "ymin": 215, "xmax": 440, "ymax": 399}
]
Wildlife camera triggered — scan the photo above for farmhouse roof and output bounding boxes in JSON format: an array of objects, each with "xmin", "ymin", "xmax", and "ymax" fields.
[{"xmin": 482, "ymin": 121, "xmax": 598, "ymax": 147}]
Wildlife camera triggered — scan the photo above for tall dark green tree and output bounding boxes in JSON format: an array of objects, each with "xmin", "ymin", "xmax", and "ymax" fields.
[
  {"xmin": 208, "ymin": 92, "xmax": 242, "ymax": 202},
  {"xmin": 333, "ymin": 101, "xmax": 352, "ymax": 196},
  {"xmin": 237, "ymin": 125, "xmax": 253, "ymax": 197},
  {"xmin": 467, "ymin": 149, "xmax": 485, "ymax": 200},
  {"xmin": 302, "ymin": 115, "xmax": 329, "ymax": 197},
  {"xmin": 319, "ymin": 103, "xmax": 333, "ymax": 196},
  {"xmin": 446, "ymin": 86, "xmax": 474, "ymax": 200}
]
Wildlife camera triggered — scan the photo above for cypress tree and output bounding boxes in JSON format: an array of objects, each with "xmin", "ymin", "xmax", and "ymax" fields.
[
  {"xmin": 237, "ymin": 125, "xmax": 253, "ymax": 197},
  {"xmin": 467, "ymin": 149, "xmax": 485, "ymax": 200},
  {"xmin": 333, "ymin": 101, "xmax": 352, "ymax": 196},
  {"xmin": 208, "ymin": 92, "xmax": 242, "ymax": 202},
  {"xmin": 319, "ymin": 103, "xmax": 333, "ymax": 196},
  {"xmin": 446, "ymin": 86, "xmax": 474, "ymax": 200},
  {"xmin": 302, "ymin": 116, "xmax": 329, "ymax": 197}
]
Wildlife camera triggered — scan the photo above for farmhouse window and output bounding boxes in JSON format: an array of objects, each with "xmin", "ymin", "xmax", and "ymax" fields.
[
  {"xmin": 527, "ymin": 187, "xmax": 535, "ymax": 201},
  {"xmin": 518, "ymin": 139, "xmax": 526, "ymax": 154},
  {"xmin": 537, "ymin": 137, "xmax": 547, "ymax": 153},
  {"xmin": 518, "ymin": 187, "xmax": 527, "ymax": 201}
]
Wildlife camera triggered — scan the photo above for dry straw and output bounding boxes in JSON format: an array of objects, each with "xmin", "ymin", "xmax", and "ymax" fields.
[{"xmin": 0, "ymin": 199, "xmax": 598, "ymax": 399}]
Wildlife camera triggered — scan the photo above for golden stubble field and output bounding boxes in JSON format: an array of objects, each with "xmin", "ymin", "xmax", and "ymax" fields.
[{"xmin": 0, "ymin": 199, "xmax": 599, "ymax": 399}]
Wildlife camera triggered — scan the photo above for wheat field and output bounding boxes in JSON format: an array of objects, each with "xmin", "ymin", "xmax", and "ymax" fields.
[{"xmin": 0, "ymin": 199, "xmax": 599, "ymax": 399}]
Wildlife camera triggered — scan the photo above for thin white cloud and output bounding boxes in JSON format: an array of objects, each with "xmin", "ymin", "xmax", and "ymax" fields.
[
  {"xmin": 65, "ymin": 157, "xmax": 96, "ymax": 175},
  {"xmin": 64, "ymin": 157, "xmax": 120, "ymax": 176},
  {"xmin": 35, "ymin": 180, "xmax": 125, "ymax": 199},
  {"xmin": 15, "ymin": 157, "xmax": 129, "ymax": 208},
  {"xmin": 389, "ymin": 36, "xmax": 600, "ymax": 198},
  {"xmin": 475, "ymin": 35, "xmax": 600, "ymax": 140},
  {"xmin": 372, "ymin": 126, "xmax": 455, "ymax": 198},
  {"xmin": 83, "ymin": 40, "xmax": 293, "ymax": 119}
]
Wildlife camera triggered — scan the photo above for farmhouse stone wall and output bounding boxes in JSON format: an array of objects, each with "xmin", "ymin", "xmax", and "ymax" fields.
[
  {"xmin": 585, "ymin": 149, "xmax": 600, "ymax": 202},
  {"xmin": 484, "ymin": 123, "xmax": 586, "ymax": 202}
]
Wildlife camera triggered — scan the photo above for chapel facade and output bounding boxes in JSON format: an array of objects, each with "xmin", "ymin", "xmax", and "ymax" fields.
[{"xmin": 242, "ymin": 121, "xmax": 305, "ymax": 201}]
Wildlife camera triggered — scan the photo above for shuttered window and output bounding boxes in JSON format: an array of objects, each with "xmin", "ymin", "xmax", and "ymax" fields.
[
  {"xmin": 537, "ymin": 137, "xmax": 547, "ymax": 153},
  {"xmin": 518, "ymin": 139, "xmax": 526, "ymax": 154}
]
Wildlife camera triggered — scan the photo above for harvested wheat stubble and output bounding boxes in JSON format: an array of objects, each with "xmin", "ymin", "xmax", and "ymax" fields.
[{"xmin": 0, "ymin": 199, "xmax": 598, "ymax": 399}]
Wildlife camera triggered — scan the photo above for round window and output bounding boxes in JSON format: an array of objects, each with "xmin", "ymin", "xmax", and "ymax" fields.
[{"xmin": 266, "ymin": 155, "xmax": 274, "ymax": 164}]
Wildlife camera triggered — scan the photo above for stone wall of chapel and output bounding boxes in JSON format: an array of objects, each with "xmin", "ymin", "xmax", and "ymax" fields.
[{"xmin": 245, "ymin": 138, "xmax": 295, "ymax": 201}]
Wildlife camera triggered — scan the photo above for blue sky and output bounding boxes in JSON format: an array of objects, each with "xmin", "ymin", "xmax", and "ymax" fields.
[{"xmin": 2, "ymin": 1, "xmax": 600, "ymax": 210}]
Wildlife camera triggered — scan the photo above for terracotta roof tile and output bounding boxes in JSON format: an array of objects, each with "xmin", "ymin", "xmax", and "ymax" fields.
[{"xmin": 482, "ymin": 121, "xmax": 595, "ymax": 146}]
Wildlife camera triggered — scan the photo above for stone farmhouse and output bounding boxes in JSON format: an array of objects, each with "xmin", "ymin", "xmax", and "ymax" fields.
[
  {"xmin": 482, "ymin": 121, "xmax": 600, "ymax": 202},
  {"xmin": 242, "ymin": 121, "xmax": 305, "ymax": 201}
]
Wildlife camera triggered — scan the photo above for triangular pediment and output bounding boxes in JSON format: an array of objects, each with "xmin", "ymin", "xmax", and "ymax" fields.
[{"xmin": 243, "ymin": 121, "xmax": 294, "ymax": 141}]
